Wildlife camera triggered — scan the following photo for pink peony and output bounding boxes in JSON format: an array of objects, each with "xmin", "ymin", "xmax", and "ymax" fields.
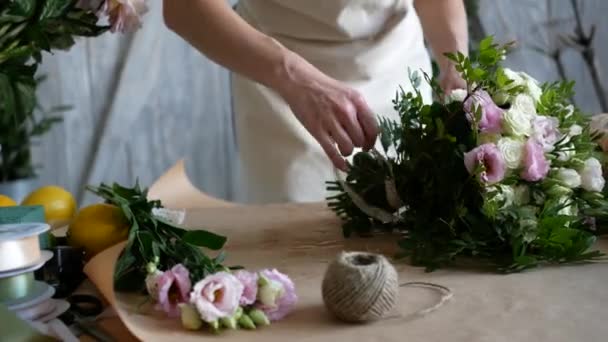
[
  {"xmin": 464, "ymin": 143, "xmax": 507, "ymax": 185},
  {"xmin": 532, "ymin": 115, "xmax": 561, "ymax": 152},
  {"xmin": 520, "ymin": 138, "xmax": 550, "ymax": 182},
  {"xmin": 256, "ymin": 269, "xmax": 297, "ymax": 321},
  {"xmin": 156, "ymin": 264, "xmax": 192, "ymax": 317},
  {"xmin": 103, "ymin": 0, "xmax": 148, "ymax": 33},
  {"xmin": 234, "ymin": 270, "xmax": 259, "ymax": 306},
  {"xmin": 464, "ymin": 90, "xmax": 504, "ymax": 134},
  {"xmin": 189, "ymin": 272, "xmax": 244, "ymax": 323}
]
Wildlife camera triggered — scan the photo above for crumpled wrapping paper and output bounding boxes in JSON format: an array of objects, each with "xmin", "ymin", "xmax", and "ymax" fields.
[{"xmin": 84, "ymin": 160, "xmax": 608, "ymax": 342}]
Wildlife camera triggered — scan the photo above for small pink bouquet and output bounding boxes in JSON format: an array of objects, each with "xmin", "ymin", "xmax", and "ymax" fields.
[{"xmin": 87, "ymin": 183, "xmax": 297, "ymax": 334}]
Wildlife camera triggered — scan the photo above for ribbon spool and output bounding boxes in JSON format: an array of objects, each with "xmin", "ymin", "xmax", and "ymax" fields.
[
  {"xmin": 322, "ymin": 251, "xmax": 452, "ymax": 323},
  {"xmin": 0, "ymin": 272, "xmax": 36, "ymax": 302},
  {"xmin": 0, "ymin": 223, "xmax": 50, "ymax": 272}
]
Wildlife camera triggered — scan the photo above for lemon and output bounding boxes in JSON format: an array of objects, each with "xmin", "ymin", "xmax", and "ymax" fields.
[
  {"xmin": 67, "ymin": 203, "xmax": 130, "ymax": 257},
  {"xmin": 22, "ymin": 185, "xmax": 76, "ymax": 223},
  {"xmin": 0, "ymin": 194, "xmax": 17, "ymax": 207}
]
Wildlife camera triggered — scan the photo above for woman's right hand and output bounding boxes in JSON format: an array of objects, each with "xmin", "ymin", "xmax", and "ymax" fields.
[{"xmin": 276, "ymin": 53, "xmax": 379, "ymax": 171}]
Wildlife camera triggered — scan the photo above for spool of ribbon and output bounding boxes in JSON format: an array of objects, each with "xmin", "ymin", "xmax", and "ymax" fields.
[
  {"xmin": 0, "ymin": 272, "xmax": 36, "ymax": 302},
  {"xmin": 0, "ymin": 235, "xmax": 42, "ymax": 272},
  {"xmin": 0, "ymin": 223, "xmax": 49, "ymax": 272}
]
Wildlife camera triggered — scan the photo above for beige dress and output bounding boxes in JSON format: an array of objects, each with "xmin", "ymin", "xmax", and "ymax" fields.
[{"xmin": 232, "ymin": 0, "xmax": 432, "ymax": 204}]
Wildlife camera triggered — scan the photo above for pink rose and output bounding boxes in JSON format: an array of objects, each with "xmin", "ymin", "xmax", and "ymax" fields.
[
  {"xmin": 103, "ymin": 0, "xmax": 148, "ymax": 33},
  {"xmin": 532, "ymin": 115, "xmax": 561, "ymax": 152},
  {"xmin": 464, "ymin": 143, "xmax": 507, "ymax": 185},
  {"xmin": 256, "ymin": 269, "xmax": 297, "ymax": 321},
  {"xmin": 156, "ymin": 264, "xmax": 192, "ymax": 317},
  {"xmin": 464, "ymin": 90, "xmax": 504, "ymax": 134},
  {"xmin": 190, "ymin": 272, "xmax": 244, "ymax": 323},
  {"xmin": 234, "ymin": 270, "xmax": 258, "ymax": 306},
  {"xmin": 520, "ymin": 138, "xmax": 550, "ymax": 182}
]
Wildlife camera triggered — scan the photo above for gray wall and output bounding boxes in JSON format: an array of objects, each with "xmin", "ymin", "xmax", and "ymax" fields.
[{"xmin": 31, "ymin": 0, "xmax": 607, "ymax": 205}]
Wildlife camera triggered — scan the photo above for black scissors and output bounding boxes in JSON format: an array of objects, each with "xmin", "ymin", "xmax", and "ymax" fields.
[{"xmin": 62, "ymin": 294, "xmax": 115, "ymax": 342}]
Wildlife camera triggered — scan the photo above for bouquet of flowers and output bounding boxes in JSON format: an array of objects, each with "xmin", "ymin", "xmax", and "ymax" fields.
[
  {"xmin": 88, "ymin": 183, "xmax": 297, "ymax": 334},
  {"xmin": 327, "ymin": 37, "xmax": 608, "ymax": 272}
]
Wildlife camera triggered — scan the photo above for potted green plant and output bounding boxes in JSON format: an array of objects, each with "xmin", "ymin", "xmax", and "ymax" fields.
[{"xmin": 0, "ymin": 0, "xmax": 147, "ymax": 201}]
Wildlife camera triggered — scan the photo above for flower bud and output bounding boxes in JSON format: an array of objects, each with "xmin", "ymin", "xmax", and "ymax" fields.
[
  {"xmin": 248, "ymin": 309, "xmax": 270, "ymax": 326},
  {"xmin": 257, "ymin": 275, "xmax": 285, "ymax": 308},
  {"xmin": 178, "ymin": 303, "xmax": 203, "ymax": 330},
  {"xmin": 146, "ymin": 262, "xmax": 157, "ymax": 274},
  {"xmin": 547, "ymin": 185, "xmax": 572, "ymax": 197},
  {"xmin": 209, "ymin": 320, "xmax": 220, "ymax": 332},
  {"xmin": 153, "ymin": 256, "xmax": 160, "ymax": 264},
  {"xmin": 238, "ymin": 314, "xmax": 256, "ymax": 330},
  {"xmin": 233, "ymin": 306, "xmax": 243, "ymax": 320},
  {"xmin": 220, "ymin": 316, "xmax": 238, "ymax": 330}
]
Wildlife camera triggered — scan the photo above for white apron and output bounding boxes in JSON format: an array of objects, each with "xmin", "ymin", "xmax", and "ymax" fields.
[{"xmin": 232, "ymin": 0, "xmax": 432, "ymax": 204}]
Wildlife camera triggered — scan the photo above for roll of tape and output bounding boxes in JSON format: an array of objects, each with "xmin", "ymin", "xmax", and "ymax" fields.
[
  {"xmin": 0, "ymin": 272, "xmax": 35, "ymax": 302},
  {"xmin": 0, "ymin": 236, "xmax": 41, "ymax": 272},
  {"xmin": 0, "ymin": 223, "xmax": 49, "ymax": 272}
]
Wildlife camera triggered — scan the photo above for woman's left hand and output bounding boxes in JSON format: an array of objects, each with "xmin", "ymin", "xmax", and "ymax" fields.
[{"xmin": 439, "ymin": 63, "xmax": 467, "ymax": 95}]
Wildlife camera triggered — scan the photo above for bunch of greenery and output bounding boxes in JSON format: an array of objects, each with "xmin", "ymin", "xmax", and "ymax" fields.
[
  {"xmin": 0, "ymin": 0, "xmax": 107, "ymax": 181},
  {"xmin": 327, "ymin": 37, "xmax": 608, "ymax": 273},
  {"xmin": 86, "ymin": 182, "xmax": 231, "ymax": 292}
]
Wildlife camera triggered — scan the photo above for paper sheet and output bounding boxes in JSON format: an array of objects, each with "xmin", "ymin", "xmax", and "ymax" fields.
[{"xmin": 84, "ymin": 160, "xmax": 608, "ymax": 342}]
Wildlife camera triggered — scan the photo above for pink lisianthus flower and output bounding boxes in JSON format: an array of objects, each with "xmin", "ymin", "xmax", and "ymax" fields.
[
  {"xmin": 532, "ymin": 115, "xmax": 561, "ymax": 152},
  {"xmin": 156, "ymin": 264, "xmax": 192, "ymax": 317},
  {"xmin": 464, "ymin": 143, "xmax": 507, "ymax": 185},
  {"xmin": 464, "ymin": 90, "xmax": 504, "ymax": 134},
  {"xmin": 256, "ymin": 269, "xmax": 297, "ymax": 321},
  {"xmin": 102, "ymin": 0, "xmax": 148, "ymax": 33},
  {"xmin": 520, "ymin": 138, "xmax": 550, "ymax": 182},
  {"xmin": 234, "ymin": 270, "xmax": 258, "ymax": 306},
  {"xmin": 190, "ymin": 272, "xmax": 244, "ymax": 323}
]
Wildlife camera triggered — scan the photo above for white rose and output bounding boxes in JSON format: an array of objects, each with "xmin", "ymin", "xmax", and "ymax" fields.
[
  {"xmin": 503, "ymin": 68, "xmax": 525, "ymax": 89},
  {"xmin": 519, "ymin": 72, "xmax": 543, "ymax": 104},
  {"xmin": 513, "ymin": 185, "xmax": 530, "ymax": 205},
  {"xmin": 497, "ymin": 137, "xmax": 524, "ymax": 169},
  {"xmin": 510, "ymin": 94, "xmax": 537, "ymax": 115},
  {"xmin": 580, "ymin": 158, "xmax": 605, "ymax": 192},
  {"xmin": 448, "ymin": 89, "xmax": 467, "ymax": 103},
  {"xmin": 503, "ymin": 108, "xmax": 533, "ymax": 136},
  {"xmin": 568, "ymin": 124, "xmax": 583, "ymax": 136},
  {"xmin": 556, "ymin": 168, "xmax": 581, "ymax": 188}
]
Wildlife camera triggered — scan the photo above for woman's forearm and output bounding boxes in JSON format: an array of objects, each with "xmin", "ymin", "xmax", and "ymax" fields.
[
  {"xmin": 415, "ymin": 0, "xmax": 469, "ymax": 71},
  {"xmin": 162, "ymin": 0, "xmax": 306, "ymax": 94}
]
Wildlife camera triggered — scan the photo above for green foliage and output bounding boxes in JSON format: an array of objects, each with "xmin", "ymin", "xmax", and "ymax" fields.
[
  {"xmin": 87, "ymin": 182, "xmax": 231, "ymax": 292},
  {"xmin": 327, "ymin": 37, "xmax": 608, "ymax": 273},
  {"xmin": 0, "ymin": 0, "xmax": 107, "ymax": 182}
]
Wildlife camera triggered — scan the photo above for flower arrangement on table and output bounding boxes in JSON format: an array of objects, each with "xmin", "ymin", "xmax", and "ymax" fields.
[
  {"xmin": 87, "ymin": 183, "xmax": 297, "ymax": 334},
  {"xmin": 327, "ymin": 37, "xmax": 608, "ymax": 273}
]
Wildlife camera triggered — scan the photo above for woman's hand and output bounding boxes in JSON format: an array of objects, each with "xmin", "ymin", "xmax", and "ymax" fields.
[
  {"xmin": 439, "ymin": 62, "xmax": 467, "ymax": 95},
  {"xmin": 276, "ymin": 53, "xmax": 379, "ymax": 171}
]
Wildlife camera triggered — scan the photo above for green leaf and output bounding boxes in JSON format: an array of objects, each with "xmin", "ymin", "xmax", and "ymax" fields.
[
  {"xmin": 0, "ymin": 73, "xmax": 17, "ymax": 119},
  {"xmin": 39, "ymin": 0, "xmax": 71, "ymax": 20},
  {"xmin": 182, "ymin": 230, "xmax": 227, "ymax": 250},
  {"xmin": 5, "ymin": 0, "xmax": 37, "ymax": 20}
]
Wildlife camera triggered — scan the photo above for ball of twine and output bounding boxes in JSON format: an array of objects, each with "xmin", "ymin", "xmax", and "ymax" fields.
[{"xmin": 322, "ymin": 251, "xmax": 398, "ymax": 323}]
